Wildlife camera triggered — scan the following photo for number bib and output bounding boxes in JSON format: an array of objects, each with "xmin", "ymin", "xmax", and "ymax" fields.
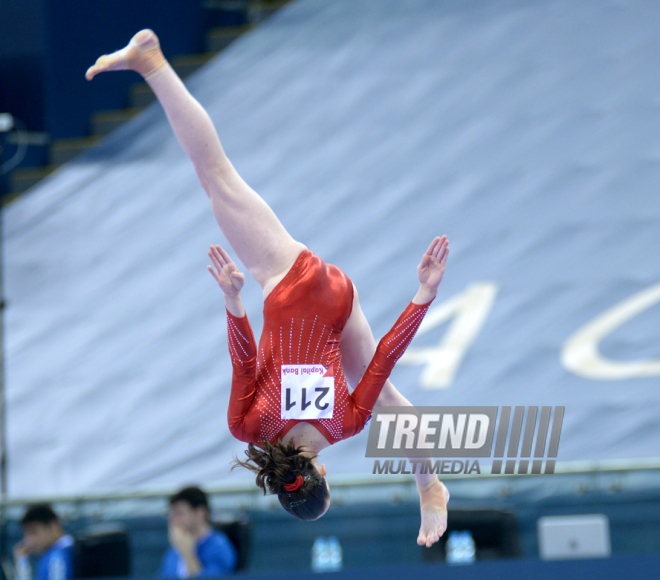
[{"xmin": 281, "ymin": 364, "xmax": 334, "ymax": 420}]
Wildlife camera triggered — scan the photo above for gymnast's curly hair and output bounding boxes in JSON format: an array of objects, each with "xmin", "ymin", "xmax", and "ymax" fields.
[{"xmin": 232, "ymin": 439, "xmax": 330, "ymax": 521}]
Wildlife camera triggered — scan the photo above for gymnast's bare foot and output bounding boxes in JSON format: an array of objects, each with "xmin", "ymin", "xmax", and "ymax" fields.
[
  {"xmin": 417, "ymin": 477, "xmax": 449, "ymax": 548},
  {"xmin": 85, "ymin": 29, "xmax": 166, "ymax": 81}
]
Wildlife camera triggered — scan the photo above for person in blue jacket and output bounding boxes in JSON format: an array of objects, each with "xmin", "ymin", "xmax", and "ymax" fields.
[
  {"xmin": 158, "ymin": 486, "xmax": 237, "ymax": 578},
  {"xmin": 14, "ymin": 504, "xmax": 74, "ymax": 580}
]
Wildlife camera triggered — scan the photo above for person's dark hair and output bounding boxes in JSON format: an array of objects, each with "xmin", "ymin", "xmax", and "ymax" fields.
[
  {"xmin": 232, "ymin": 440, "xmax": 329, "ymax": 521},
  {"xmin": 21, "ymin": 504, "xmax": 59, "ymax": 527},
  {"xmin": 170, "ymin": 486, "xmax": 209, "ymax": 513}
]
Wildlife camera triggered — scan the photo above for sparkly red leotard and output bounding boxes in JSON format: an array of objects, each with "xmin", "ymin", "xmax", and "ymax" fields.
[{"xmin": 226, "ymin": 250, "xmax": 431, "ymax": 445}]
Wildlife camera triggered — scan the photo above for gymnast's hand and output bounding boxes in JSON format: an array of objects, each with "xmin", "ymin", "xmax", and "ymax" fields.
[
  {"xmin": 207, "ymin": 244, "xmax": 245, "ymax": 297},
  {"xmin": 414, "ymin": 235, "xmax": 449, "ymax": 304}
]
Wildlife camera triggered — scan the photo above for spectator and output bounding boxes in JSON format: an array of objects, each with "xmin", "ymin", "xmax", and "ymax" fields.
[
  {"xmin": 14, "ymin": 504, "xmax": 73, "ymax": 580},
  {"xmin": 158, "ymin": 486, "xmax": 237, "ymax": 578}
]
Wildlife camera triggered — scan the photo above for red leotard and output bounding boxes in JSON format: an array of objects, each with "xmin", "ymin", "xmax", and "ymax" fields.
[{"xmin": 226, "ymin": 250, "xmax": 431, "ymax": 445}]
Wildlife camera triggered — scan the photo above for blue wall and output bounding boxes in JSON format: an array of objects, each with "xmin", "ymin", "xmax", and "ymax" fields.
[
  {"xmin": 0, "ymin": 0, "xmax": 47, "ymax": 131},
  {"xmin": 4, "ymin": 490, "xmax": 660, "ymax": 576},
  {"xmin": 0, "ymin": 0, "xmax": 208, "ymax": 138},
  {"xmin": 216, "ymin": 554, "xmax": 660, "ymax": 580}
]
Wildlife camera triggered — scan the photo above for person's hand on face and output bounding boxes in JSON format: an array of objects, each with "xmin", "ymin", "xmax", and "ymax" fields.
[
  {"xmin": 168, "ymin": 523, "xmax": 196, "ymax": 556},
  {"xmin": 16, "ymin": 523, "xmax": 54, "ymax": 559},
  {"xmin": 13, "ymin": 539, "xmax": 31, "ymax": 561}
]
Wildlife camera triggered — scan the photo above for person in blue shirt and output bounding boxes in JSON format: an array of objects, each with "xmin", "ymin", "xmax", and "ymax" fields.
[
  {"xmin": 158, "ymin": 486, "xmax": 237, "ymax": 578},
  {"xmin": 14, "ymin": 504, "xmax": 74, "ymax": 580}
]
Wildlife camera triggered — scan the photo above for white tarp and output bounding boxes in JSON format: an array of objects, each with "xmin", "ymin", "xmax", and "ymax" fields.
[{"xmin": 4, "ymin": 0, "xmax": 660, "ymax": 498}]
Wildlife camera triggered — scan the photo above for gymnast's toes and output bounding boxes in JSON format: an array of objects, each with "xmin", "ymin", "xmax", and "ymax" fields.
[{"xmin": 85, "ymin": 54, "xmax": 124, "ymax": 80}]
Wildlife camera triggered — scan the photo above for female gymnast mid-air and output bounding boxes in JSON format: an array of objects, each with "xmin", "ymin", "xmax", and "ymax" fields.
[{"xmin": 86, "ymin": 30, "xmax": 450, "ymax": 547}]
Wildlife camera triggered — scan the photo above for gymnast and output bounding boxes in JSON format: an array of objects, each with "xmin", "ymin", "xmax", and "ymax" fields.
[{"xmin": 86, "ymin": 30, "xmax": 450, "ymax": 547}]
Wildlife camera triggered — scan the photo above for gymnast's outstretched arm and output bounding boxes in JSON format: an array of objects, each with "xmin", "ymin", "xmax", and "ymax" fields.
[
  {"xmin": 86, "ymin": 30, "xmax": 306, "ymax": 294},
  {"xmin": 347, "ymin": 235, "xmax": 448, "ymax": 413},
  {"xmin": 207, "ymin": 244, "xmax": 259, "ymax": 442}
]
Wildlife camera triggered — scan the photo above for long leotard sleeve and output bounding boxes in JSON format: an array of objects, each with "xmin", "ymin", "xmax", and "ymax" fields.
[
  {"xmin": 349, "ymin": 299, "xmax": 433, "ymax": 429},
  {"xmin": 226, "ymin": 310, "xmax": 258, "ymax": 443}
]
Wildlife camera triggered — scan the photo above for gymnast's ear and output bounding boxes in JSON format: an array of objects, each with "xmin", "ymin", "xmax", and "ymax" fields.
[{"xmin": 318, "ymin": 464, "xmax": 327, "ymax": 477}]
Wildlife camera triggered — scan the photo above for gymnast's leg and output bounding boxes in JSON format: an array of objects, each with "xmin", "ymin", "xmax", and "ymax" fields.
[
  {"xmin": 341, "ymin": 287, "xmax": 449, "ymax": 548},
  {"xmin": 86, "ymin": 30, "xmax": 305, "ymax": 295}
]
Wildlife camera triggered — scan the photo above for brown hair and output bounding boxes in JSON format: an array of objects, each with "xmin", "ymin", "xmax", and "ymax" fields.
[
  {"xmin": 21, "ymin": 504, "xmax": 60, "ymax": 526},
  {"xmin": 169, "ymin": 486, "xmax": 209, "ymax": 520},
  {"xmin": 232, "ymin": 439, "xmax": 330, "ymax": 521}
]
